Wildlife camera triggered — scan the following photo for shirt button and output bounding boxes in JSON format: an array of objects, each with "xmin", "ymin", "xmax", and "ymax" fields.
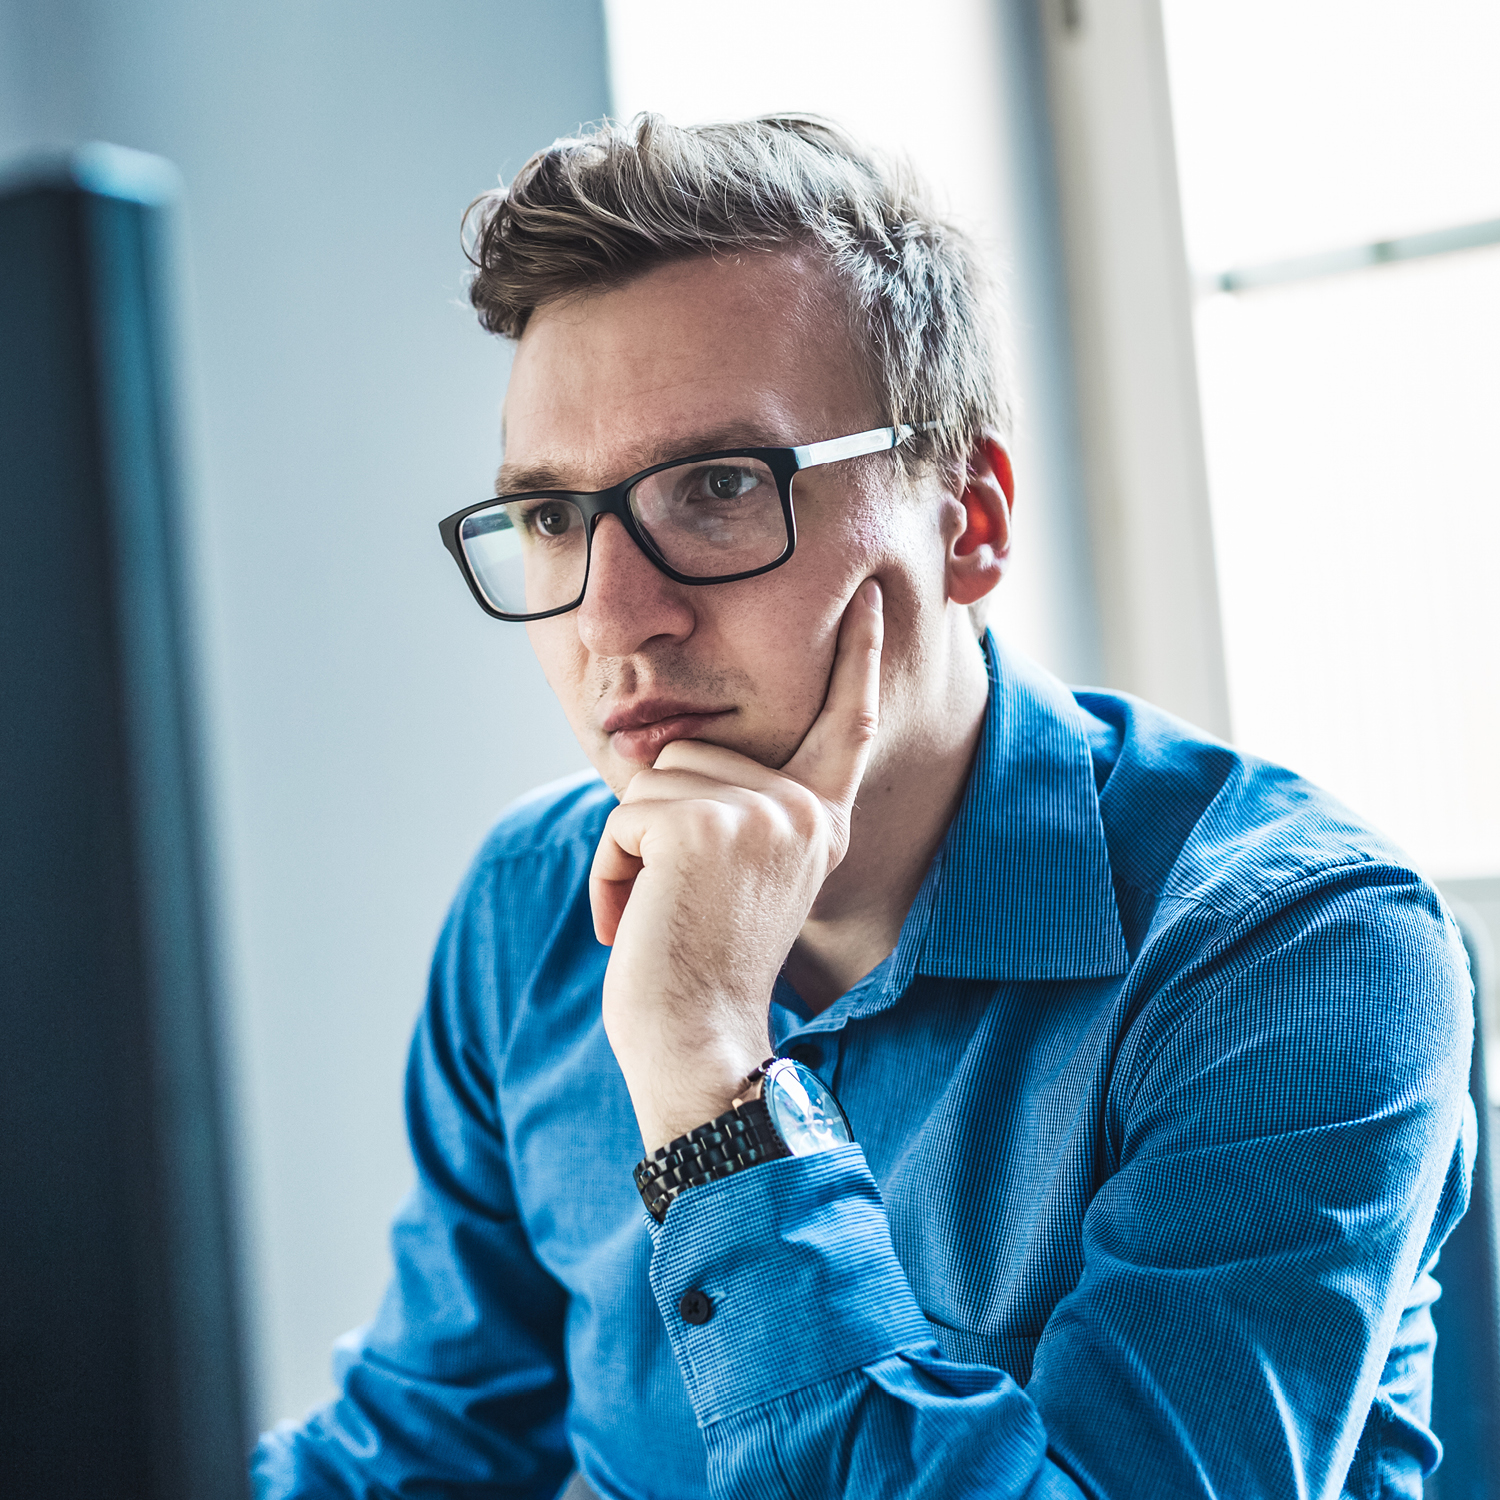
[
  {"xmin": 788, "ymin": 1042, "xmax": 823, "ymax": 1069},
  {"xmin": 678, "ymin": 1289, "xmax": 713, "ymax": 1325}
]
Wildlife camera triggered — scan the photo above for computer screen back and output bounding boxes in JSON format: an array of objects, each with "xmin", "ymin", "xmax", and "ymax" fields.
[{"xmin": 0, "ymin": 147, "xmax": 250, "ymax": 1500}]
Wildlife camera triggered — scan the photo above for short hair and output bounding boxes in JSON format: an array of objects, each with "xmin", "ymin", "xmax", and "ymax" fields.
[{"xmin": 464, "ymin": 113, "xmax": 1012, "ymax": 474}]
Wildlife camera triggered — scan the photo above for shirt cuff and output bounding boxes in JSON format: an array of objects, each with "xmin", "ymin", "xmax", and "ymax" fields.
[{"xmin": 647, "ymin": 1143, "xmax": 935, "ymax": 1425}]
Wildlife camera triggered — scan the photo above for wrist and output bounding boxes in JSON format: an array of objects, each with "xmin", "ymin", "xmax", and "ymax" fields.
[
  {"xmin": 631, "ymin": 1057, "xmax": 765, "ymax": 1155},
  {"xmin": 609, "ymin": 1011, "xmax": 769, "ymax": 1153},
  {"xmin": 633, "ymin": 1056, "xmax": 855, "ymax": 1224}
]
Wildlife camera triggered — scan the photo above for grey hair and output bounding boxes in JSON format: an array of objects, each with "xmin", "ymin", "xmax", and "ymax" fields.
[{"xmin": 463, "ymin": 113, "xmax": 1013, "ymax": 475}]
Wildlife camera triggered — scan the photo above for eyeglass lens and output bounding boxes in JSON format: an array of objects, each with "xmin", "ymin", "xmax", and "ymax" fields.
[{"xmin": 458, "ymin": 456, "xmax": 790, "ymax": 617}]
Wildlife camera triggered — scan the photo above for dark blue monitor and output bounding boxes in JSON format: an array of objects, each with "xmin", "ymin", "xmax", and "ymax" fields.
[{"xmin": 0, "ymin": 146, "xmax": 250, "ymax": 1499}]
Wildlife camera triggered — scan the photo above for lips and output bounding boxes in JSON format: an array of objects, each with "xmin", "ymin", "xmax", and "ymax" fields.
[{"xmin": 602, "ymin": 698, "xmax": 735, "ymax": 764}]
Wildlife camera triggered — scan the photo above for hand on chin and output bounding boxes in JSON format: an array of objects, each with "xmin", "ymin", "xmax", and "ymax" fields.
[{"xmin": 590, "ymin": 580, "xmax": 884, "ymax": 1153}]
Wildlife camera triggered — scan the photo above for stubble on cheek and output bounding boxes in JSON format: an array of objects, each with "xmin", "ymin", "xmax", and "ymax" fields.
[{"xmin": 526, "ymin": 576, "xmax": 854, "ymax": 790}]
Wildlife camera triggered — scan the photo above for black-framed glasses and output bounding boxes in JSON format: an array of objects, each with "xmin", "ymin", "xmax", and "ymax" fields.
[{"xmin": 438, "ymin": 423, "xmax": 935, "ymax": 622}]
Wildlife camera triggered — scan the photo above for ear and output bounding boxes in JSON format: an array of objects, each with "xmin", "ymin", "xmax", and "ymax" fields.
[{"xmin": 946, "ymin": 436, "xmax": 1014, "ymax": 607}]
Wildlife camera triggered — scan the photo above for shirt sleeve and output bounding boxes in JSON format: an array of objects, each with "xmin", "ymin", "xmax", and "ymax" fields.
[
  {"xmin": 648, "ymin": 1148, "xmax": 1088, "ymax": 1498},
  {"xmin": 646, "ymin": 866, "xmax": 1474, "ymax": 1500},
  {"xmin": 251, "ymin": 873, "xmax": 573, "ymax": 1500}
]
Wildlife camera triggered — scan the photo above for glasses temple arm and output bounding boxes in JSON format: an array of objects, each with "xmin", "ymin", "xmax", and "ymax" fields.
[{"xmin": 790, "ymin": 420, "xmax": 943, "ymax": 471}]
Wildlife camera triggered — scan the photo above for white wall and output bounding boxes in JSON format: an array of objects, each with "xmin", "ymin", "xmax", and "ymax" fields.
[
  {"xmin": 1161, "ymin": 0, "xmax": 1500, "ymax": 876},
  {"xmin": 0, "ymin": 0, "xmax": 607, "ymax": 1428}
]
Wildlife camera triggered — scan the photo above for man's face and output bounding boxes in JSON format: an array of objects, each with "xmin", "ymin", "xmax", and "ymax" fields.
[{"xmin": 501, "ymin": 250, "xmax": 964, "ymax": 798}]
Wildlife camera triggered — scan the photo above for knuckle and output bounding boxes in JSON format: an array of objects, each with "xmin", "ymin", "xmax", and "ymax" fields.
[
  {"xmin": 620, "ymin": 768, "xmax": 662, "ymax": 802},
  {"xmin": 778, "ymin": 785, "xmax": 827, "ymax": 846},
  {"xmin": 685, "ymin": 798, "xmax": 736, "ymax": 843},
  {"xmin": 742, "ymin": 796, "xmax": 783, "ymax": 842}
]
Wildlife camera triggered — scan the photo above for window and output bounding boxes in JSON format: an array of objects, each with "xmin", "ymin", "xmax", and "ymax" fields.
[{"xmin": 1161, "ymin": 0, "xmax": 1500, "ymax": 879}]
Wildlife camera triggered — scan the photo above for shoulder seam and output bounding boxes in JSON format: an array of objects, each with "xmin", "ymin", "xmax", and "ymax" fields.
[
  {"xmin": 1155, "ymin": 848, "xmax": 1426, "ymax": 924},
  {"xmin": 1115, "ymin": 855, "xmax": 1440, "ymax": 1123}
]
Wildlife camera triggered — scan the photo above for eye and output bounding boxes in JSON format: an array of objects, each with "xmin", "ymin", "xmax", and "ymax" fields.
[
  {"xmin": 530, "ymin": 502, "xmax": 573, "ymax": 536},
  {"xmin": 697, "ymin": 465, "xmax": 760, "ymax": 502}
]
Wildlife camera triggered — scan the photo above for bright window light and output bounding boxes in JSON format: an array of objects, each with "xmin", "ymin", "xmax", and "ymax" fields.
[
  {"xmin": 603, "ymin": 0, "xmax": 1010, "ymax": 246},
  {"xmin": 1163, "ymin": 0, "xmax": 1500, "ymax": 878},
  {"xmin": 1163, "ymin": 0, "xmax": 1500, "ymax": 270}
]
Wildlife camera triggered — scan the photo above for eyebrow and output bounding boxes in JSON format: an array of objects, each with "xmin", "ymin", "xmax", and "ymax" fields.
[{"xmin": 493, "ymin": 424, "xmax": 791, "ymax": 498}]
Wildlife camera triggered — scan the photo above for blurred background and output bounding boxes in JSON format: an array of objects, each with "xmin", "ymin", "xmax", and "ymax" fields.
[{"xmin": 2, "ymin": 0, "xmax": 1496, "ymax": 1434}]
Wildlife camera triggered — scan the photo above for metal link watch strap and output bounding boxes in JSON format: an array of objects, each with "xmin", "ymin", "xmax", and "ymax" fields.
[{"xmin": 633, "ymin": 1090, "xmax": 789, "ymax": 1224}]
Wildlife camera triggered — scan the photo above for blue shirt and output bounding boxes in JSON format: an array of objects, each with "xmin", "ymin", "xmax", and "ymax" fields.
[{"xmin": 254, "ymin": 635, "xmax": 1475, "ymax": 1500}]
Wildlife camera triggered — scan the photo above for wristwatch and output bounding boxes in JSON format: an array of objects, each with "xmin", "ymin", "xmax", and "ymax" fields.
[{"xmin": 633, "ymin": 1055, "xmax": 854, "ymax": 1223}]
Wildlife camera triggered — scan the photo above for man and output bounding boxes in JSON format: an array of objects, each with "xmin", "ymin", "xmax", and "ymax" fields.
[{"xmin": 254, "ymin": 115, "xmax": 1474, "ymax": 1499}]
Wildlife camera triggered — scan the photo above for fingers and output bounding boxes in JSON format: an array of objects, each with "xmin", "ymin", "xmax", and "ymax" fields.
[
  {"xmin": 590, "ymin": 798, "xmax": 652, "ymax": 945},
  {"xmin": 590, "ymin": 824, "xmax": 642, "ymax": 945},
  {"xmin": 590, "ymin": 872, "xmax": 636, "ymax": 946},
  {"xmin": 591, "ymin": 795, "xmax": 747, "ymax": 944},
  {"xmin": 623, "ymin": 756, "xmax": 785, "ymax": 805},
  {"xmin": 590, "ymin": 773, "xmax": 811, "ymax": 944},
  {"xmin": 783, "ymin": 577, "xmax": 883, "ymax": 810}
]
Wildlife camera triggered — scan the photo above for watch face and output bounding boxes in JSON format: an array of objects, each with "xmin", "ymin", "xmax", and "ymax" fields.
[{"xmin": 764, "ymin": 1059, "xmax": 853, "ymax": 1157}]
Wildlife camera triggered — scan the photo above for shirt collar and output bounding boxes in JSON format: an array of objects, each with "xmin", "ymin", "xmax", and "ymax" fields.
[{"xmin": 856, "ymin": 631, "xmax": 1128, "ymax": 1012}]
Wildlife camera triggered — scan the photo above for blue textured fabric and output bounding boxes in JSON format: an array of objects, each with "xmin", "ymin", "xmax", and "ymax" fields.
[{"xmin": 252, "ymin": 634, "xmax": 1475, "ymax": 1500}]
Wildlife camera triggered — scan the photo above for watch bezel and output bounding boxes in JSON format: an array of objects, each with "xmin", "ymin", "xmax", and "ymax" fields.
[{"xmin": 762, "ymin": 1056, "xmax": 853, "ymax": 1155}]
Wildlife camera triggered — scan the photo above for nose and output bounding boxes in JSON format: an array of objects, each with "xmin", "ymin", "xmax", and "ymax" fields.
[{"xmin": 575, "ymin": 513, "xmax": 696, "ymax": 657}]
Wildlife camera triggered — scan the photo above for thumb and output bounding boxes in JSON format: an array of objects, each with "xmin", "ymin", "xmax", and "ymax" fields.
[{"xmin": 783, "ymin": 578, "xmax": 883, "ymax": 813}]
